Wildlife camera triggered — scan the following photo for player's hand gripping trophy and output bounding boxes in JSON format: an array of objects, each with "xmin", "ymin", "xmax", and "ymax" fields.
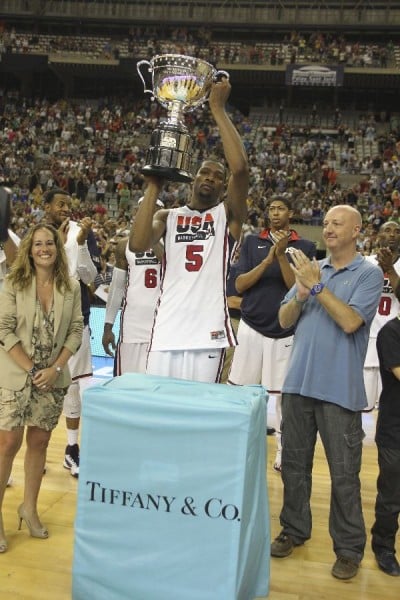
[{"xmin": 137, "ymin": 54, "xmax": 229, "ymax": 183}]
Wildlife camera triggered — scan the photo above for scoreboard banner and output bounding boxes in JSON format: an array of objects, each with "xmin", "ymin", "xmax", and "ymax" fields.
[{"xmin": 286, "ymin": 64, "xmax": 344, "ymax": 86}]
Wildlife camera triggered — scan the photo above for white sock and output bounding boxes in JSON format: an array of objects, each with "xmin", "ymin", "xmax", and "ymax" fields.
[{"xmin": 67, "ymin": 429, "xmax": 79, "ymax": 447}]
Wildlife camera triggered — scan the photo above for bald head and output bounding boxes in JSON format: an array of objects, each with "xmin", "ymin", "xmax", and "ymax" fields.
[
  {"xmin": 323, "ymin": 205, "xmax": 362, "ymax": 259},
  {"xmin": 325, "ymin": 205, "xmax": 362, "ymax": 228}
]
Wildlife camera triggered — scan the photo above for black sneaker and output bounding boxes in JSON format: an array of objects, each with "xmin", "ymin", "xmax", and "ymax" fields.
[
  {"xmin": 271, "ymin": 531, "xmax": 300, "ymax": 557},
  {"xmin": 63, "ymin": 444, "xmax": 80, "ymax": 478}
]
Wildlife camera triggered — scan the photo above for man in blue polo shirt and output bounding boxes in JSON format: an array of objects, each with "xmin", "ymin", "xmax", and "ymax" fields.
[
  {"xmin": 228, "ymin": 195, "xmax": 315, "ymax": 469},
  {"xmin": 272, "ymin": 205, "xmax": 383, "ymax": 581}
]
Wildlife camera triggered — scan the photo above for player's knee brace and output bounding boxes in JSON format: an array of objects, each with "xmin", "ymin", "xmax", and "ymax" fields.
[{"xmin": 63, "ymin": 381, "xmax": 81, "ymax": 418}]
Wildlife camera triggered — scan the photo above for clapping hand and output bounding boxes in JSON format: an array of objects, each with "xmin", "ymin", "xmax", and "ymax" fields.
[
  {"xmin": 290, "ymin": 249, "xmax": 321, "ymax": 295},
  {"xmin": 59, "ymin": 218, "xmax": 70, "ymax": 245},
  {"xmin": 376, "ymin": 247, "xmax": 394, "ymax": 273},
  {"xmin": 273, "ymin": 230, "xmax": 290, "ymax": 257},
  {"xmin": 77, "ymin": 217, "xmax": 94, "ymax": 245}
]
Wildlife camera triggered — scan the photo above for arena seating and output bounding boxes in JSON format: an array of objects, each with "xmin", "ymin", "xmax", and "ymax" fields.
[{"xmin": 3, "ymin": 31, "xmax": 399, "ymax": 69}]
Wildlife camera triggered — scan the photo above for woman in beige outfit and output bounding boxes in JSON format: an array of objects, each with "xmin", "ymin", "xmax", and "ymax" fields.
[{"xmin": 0, "ymin": 224, "xmax": 83, "ymax": 553}]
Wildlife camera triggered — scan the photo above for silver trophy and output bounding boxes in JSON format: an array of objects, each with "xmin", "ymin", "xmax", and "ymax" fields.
[{"xmin": 137, "ymin": 54, "xmax": 229, "ymax": 183}]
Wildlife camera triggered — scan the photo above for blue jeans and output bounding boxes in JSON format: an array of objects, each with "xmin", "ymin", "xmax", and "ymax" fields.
[
  {"xmin": 371, "ymin": 446, "xmax": 400, "ymax": 555},
  {"xmin": 280, "ymin": 393, "xmax": 366, "ymax": 563}
]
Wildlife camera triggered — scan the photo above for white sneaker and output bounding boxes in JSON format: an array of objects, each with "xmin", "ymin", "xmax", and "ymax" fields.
[
  {"xmin": 273, "ymin": 449, "xmax": 282, "ymax": 473},
  {"xmin": 63, "ymin": 444, "xmax": 80, "ymax": 478}
]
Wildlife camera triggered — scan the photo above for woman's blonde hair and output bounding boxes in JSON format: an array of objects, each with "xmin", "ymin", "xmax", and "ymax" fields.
[{"xmin": 7, "ymin": 224, "xmax": 71, "ymax": 292}]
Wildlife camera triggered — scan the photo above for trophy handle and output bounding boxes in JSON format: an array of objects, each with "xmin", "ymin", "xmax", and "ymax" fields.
[
  {"xmin": 193, "ymin": 69, "xmax": 230, "ymax": 110},
  {"xmin": 137, "ymin": 60, "xmax": 154, "ymax": 97},
  {"xmin": 214, "ymin": 69, "xmax": 230, "ymax": 81}
]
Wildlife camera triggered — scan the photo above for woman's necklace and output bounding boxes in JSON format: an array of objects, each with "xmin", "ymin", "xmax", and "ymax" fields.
[
  {"xmin": 37, "ymin": 278, "xmax": 54, "ymax": 287},
  {"xmin": 37, "ymin": 278, "xmax": 54, "ymax": 327},
  {"xmin": 37, "ymin": 295, "xmax": 54, "ymax": 328}
]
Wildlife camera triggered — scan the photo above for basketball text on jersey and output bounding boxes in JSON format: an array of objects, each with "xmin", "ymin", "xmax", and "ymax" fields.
[
  {"xmin": 175, "ymin": 213, "xmax": 216, "ymax": 243},
  {"xmin": 134, "ymin": 250, "xmax": 159, "ymax": 266},
  {"xmin": 382, "ymin": 275, "xmax": 393, "ymax": 295}
]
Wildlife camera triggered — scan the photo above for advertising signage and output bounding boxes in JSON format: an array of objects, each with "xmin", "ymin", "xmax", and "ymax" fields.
[{"xmin": 286, "ymin": 64, "xmax": 344, "ymax": 87}]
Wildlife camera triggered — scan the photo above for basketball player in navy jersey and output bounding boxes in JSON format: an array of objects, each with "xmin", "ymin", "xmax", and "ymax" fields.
[
  {"xmin": 228, "ymin": 195, "xmax": 316, "ymax": 470},
  {"xmin": 129, "ymin": 77, "xmax": 248, "ymax": 383}
]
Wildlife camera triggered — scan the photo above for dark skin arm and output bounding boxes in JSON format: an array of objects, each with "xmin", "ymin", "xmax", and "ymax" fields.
[
  {"xmin": 129, "ymin": 179, "xmax": 169, "ymax": 252},
  {"xmin": 236, "ymin": 232, "xmax": 295, "ymax": 294},
  {"xmin": 274, "ymin": 233, "xmax": 296, "ymax": 289},
  {"xmin": 376, "ymin": 247, "xmax": 400, "ymax": 292},
  {"xmin": 208, "ymin": 78, "xmax": 249, "ymax": 241},
  {"xmin": 227, "ymin": 295, "xmax": 242, "ymax": 310}
]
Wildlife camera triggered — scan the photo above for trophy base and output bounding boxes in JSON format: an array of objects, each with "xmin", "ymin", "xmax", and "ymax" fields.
[
  {"xmin": 141, "ymin": 164, "xmax": 193, "ymax": 183},
  {"xmin": 142, "ymin": 125, "xmax": 194, "ymax": 183}
]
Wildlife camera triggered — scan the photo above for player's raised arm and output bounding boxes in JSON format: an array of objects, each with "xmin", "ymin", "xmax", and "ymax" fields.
[
  {"xmin": 208, "ymin": 78, "xmax": 249, "ymax": 240},
  {"xmin": 129, "ymin": 178, "xmax": 168, "ymax": 252}
]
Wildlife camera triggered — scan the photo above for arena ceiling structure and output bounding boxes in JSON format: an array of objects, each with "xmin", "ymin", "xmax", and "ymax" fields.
[
  {"xmin": 1, "ymin": 1, "xmax": 400, "ymax": 30},
  {"xmin": 1, "ymin": 0, "xmax": 400, "ymax": 112}
]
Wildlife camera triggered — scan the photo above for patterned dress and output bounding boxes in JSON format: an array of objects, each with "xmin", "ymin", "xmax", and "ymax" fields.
[{"xmin": 0, "ymin": 299, "xmax": 66, "ymax": 431}]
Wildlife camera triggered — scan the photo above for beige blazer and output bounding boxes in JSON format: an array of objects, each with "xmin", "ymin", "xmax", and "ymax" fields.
[{"xmin": 0, "ymin": 276, "xmax": 83, "ymax": 390}]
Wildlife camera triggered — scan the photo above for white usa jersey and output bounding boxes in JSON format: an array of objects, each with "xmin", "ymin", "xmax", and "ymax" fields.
[
  {"xmin": 119, "ymin": 245, "xmax": 161, "ymax": 344},
  {"xmin": 365, "ymin": 254, "xmax": 400, "ymax": 338},
  {"xmin": 149, "ymin": 202, "xmax": 237, "ymax": 351}
]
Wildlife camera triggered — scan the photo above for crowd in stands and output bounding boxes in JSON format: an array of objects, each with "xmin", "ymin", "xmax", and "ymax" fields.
[
  {"xmin": 0, "ymin": 25, "xmax": 398, "ymax": 69},
  {"xmin": 1, "ymin": 85, "xmax": 400, "ymax": 267}
]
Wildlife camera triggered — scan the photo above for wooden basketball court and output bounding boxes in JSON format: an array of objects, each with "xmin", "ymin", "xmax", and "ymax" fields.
[{"xmin": 1, "ymin": 392, "xmax": 399, "ymax": 599}]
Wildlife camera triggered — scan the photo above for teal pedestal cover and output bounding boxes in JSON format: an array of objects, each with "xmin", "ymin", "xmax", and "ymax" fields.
[{"xmin": 72, "ymin": 373, "xmax": 270, "ymax": 600}]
